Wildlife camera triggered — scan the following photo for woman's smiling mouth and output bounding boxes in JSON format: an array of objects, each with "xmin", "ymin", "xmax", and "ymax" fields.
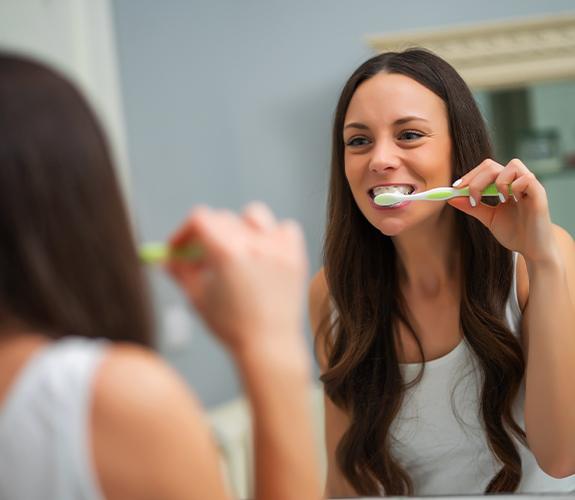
[{"xmin": 368, "ymin": 184, "xmax": 415, "ymax": 209}]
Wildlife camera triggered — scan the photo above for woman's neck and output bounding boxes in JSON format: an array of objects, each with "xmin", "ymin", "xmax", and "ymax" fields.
[
  {"xmin": 392, "ymin": 208, "xmax": 460, "ymax": 297},
  {"xmin": 0, "ymin": 327, "xmax": 49, "ymax": 406}
]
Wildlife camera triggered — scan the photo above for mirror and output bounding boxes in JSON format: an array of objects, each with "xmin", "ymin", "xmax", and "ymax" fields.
[
  {"xmin": 474, "ymin": 80, "xmax": 575, "ymax": 236},
  {"xmin": 6, "ymin": 3, "xmax": 573, "ymax": 498}
]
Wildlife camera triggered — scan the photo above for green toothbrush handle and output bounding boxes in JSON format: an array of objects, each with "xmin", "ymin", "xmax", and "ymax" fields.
[
  {"xmin": 457, "ymin": 183, "xmax": 512, "ymax": 197},
  {"xmin": 139, "ymin": 242, "xmax": 203, "ymax": 265}
]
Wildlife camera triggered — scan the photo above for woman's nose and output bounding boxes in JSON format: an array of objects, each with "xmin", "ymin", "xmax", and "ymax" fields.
[{"xmin": 368, "ymin": 141, "xmax": 401, "ymax": 174}]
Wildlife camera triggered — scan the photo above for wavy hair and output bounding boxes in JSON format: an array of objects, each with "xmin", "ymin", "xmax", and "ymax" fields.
[{"xmin": 318, "ymin": 49, "xmax": 525, "ymax": 495}]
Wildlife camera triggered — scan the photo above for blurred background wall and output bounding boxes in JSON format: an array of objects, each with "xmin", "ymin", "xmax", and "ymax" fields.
[
  {"xmin": 2, "ymin": 0, "xmax": 574, "ymax": 407},
  {"xmin": 0, "ymin": 0, "xmax": 131, "ymax": 193}
]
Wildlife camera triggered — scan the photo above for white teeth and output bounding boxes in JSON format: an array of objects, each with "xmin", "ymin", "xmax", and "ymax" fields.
[{"xmin": 372, "ymin": 185, "xmax": 413, "ymax": 196}]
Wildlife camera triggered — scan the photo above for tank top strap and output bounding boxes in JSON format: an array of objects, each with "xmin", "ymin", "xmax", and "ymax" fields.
[{"xmin": 0, "ymin": 336, "xmax": 108, "ymax": 500}]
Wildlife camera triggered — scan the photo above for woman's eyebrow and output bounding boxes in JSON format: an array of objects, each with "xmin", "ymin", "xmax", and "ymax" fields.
[
  {"xmin": 343, "ymin": 122, "xmax": 369, "ymax": 130},
  {"xmin": 393, "ymin": 115, "xmax": 429, "ymax": 125},
  {"xmin": 344, "ymin": 116, "xmax": 430, "ymax": 130}
]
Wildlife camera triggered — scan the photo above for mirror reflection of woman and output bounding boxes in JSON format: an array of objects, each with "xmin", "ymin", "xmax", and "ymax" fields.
[{"xmin": 310, "ymin": 49, "xmax": 575, "ymax": 497}]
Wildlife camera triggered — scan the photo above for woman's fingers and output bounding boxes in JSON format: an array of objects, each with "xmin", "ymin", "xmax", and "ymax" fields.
[
  {"xmin": 447, "ymin": 196, "xmax": 494, "ymax": 227},
  {"xmin": 453, "ymin": 158, "xmax": 541, "ymax": 207},
  {"xmin": 456, "ymin": 159, "xmax": 505, "ymax": 208},
  {"xmin": 164, "ymin": 202, "xmax": 308, "ymax": 352},
  {"xmin": 494, "ymin": 158, "xmax": 531, "ymax": 202},
  {"xmin": 169, "ymin": 205, "xmax": 210, "ymax": 248},
  {"xmin": 242, "ymin": 201, "xmax": 277, "ymax": 231}
]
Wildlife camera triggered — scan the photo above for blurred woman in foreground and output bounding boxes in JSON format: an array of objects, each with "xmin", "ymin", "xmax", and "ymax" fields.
[{"xmin": 0, "ymin": 53, "xmax": 320, "ymax": 500}]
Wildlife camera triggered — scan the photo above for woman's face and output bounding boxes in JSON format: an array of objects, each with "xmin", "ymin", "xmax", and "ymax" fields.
[{"xmin": 343, "ymin": 72, "xmax": 453, "ymax": 236}]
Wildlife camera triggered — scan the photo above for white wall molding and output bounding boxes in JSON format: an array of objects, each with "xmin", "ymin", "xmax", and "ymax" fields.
[
  {"xmin": 366, "ymin": 13, "xmax": 575, "ymax": 90},
  {"xmin": 0, "ymin": 0, "xmax": 131, "ymax": 197}
]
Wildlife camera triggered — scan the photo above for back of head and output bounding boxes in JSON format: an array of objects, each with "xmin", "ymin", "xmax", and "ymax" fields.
[{"xmin": 0, "ymin": 54, "xmax": 153, "ymax": 345}]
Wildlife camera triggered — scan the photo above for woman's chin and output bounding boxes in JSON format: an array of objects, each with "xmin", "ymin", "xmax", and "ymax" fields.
[{"xmin": 374, "ymin": 219, "xmax": 407, "ymax": 237}]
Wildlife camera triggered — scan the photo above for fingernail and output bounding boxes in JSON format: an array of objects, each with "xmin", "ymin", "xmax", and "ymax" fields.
[
  {"xmin": 452, "ymin": 178, "xmax": 463, "ymax": 187},
  {"xmin": 512, "ymin": 193, "xmax": 519, "ymax": 203},
  {"xmin": 498, "ymin": 192, "xmax": 506, "ymax": 203},
  {"xmin": 469, "ymin": 196, "xmax": 477, "ymax": 207}
]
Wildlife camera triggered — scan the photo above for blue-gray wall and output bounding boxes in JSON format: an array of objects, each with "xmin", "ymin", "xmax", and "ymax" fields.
[{"xmin": 112, "ymin": 0, "xmax": 575, "ymax": 407}]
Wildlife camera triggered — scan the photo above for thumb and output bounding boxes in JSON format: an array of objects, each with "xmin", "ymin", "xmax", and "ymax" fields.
[
  {"xmin": 167, "ymin": 260, "xmax": 213, "ymax": 309},
  {"xmin": 447, "ymin": 198, "xmax": 494, "ymax": 227}
]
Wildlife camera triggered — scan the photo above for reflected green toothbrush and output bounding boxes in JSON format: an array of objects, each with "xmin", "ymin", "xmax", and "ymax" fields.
[
  {"xmin": 139, "ymin": 242, "xmax": 203, "ymax": 265},
  {"xmin": 373, "ymin": 183, "xmax": 511, "ymax": 207}
]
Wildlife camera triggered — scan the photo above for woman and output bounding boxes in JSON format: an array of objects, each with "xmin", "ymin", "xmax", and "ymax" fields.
[
  {"xmin": 0, "ymin": 54, "xmax": 320, "ymax": 500},
  {"xmin": 309, "ymin": 48, "xmax": 575, "ymax": 496}
]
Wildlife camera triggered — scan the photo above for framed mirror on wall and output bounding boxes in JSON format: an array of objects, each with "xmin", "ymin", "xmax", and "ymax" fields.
[{"xmin": 368, "ymin": 13, "xmax": 575, "ymax": 236}]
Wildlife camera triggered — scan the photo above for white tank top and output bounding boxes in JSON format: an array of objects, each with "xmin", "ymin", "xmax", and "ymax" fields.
[
  {"xmin": 390, "ymin": 253, "xmax": 575, "ymax": 494},
  {"xmin": 0, "ymin": 336, "xmax": 108, "ymax": 500}
]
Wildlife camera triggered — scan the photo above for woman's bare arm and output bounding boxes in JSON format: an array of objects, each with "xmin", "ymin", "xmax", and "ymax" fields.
[
  {"xmin": 519, "ymin": 225, "xmax": 575, "ymax": 478},
  {"xmin": 169, "ymin": 203, "xmax": 322, "ymax": 500}
]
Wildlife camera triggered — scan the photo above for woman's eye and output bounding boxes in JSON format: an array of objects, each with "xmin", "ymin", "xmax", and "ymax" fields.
[
  {"xmin": 398, "ymin": 130, "xmax": 424, "ymax": 141},
  {"xmin": 345, "ymin": 136, "xmax": 370, "ymax": 147}
]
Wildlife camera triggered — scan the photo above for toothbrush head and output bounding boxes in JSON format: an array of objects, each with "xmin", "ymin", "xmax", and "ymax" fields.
[{"xmin": 373, "ymin": 192, "xmax": 406, "ymax": 207}]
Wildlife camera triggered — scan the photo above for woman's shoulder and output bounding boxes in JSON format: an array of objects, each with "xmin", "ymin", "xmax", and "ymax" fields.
[
  {"xmin": 91, "ymin": 343, "xmax": 228, "ymax": 499},
  {"xmin": 91, "ymin": 343, "xmax": 206, "ymax": 449},
  {"xmin": 309, "ymin": 267, "xmax": 330, "ymax": 332},
  {"xmin": 309, "ymin": 266, "xmax": 328, "ymax": 298},
  {"xmin": 92, "ymin": 343, "xmax": 194, "ymax": 414},
  {"xmin": 308, "ymin": 268, "xmax": 332, "ymax": 371}
]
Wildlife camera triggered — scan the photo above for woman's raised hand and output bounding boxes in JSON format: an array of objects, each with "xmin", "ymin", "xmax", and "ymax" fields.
[
  {"xmin": 167, "ymin": 202, "xmax": 308, "ymax": 355},
  {"xmin": 448, "ymin": 158, "xmax": 559, "ymax": 264}
]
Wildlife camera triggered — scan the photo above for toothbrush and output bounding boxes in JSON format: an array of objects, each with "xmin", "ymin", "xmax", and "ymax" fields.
[
  {"xmin": 373, "ymin": 183, "xmax": 510, "ymax": 207},
  {"xmin": 139, "ymin": 242, "xmax": 203, "ymax": 265}
]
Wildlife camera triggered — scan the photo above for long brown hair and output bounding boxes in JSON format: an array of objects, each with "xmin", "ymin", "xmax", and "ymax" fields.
[
  {"xmin": 0, "ymin": 54, "xmax": 153, "ymax": 346},
  {"xmin": 318, "ymin": 49, "xmax": 525, "ymax": 495}
]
